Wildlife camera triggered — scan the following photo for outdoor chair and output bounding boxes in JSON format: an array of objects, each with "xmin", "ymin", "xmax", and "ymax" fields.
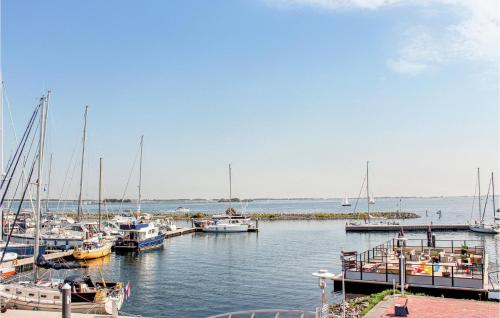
[{"xmin": 394, "ymin": 298, "xmax": 409, "ymax": 317}]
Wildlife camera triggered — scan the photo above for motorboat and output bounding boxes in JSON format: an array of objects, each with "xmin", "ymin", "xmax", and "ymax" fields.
[{"xmin": 114, "ymin": 222, "xmax": 165, "ymax": 251}]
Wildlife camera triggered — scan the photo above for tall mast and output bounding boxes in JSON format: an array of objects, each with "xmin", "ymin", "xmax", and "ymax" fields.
[
  {"xmin": 492, "ymin": 172, "xmax": 496, "ymax": 223},
  {"xmin": 477, "ymin": 168, "xmax": 482, "ymax": 223},
  {"xmin": 137, "ymin": 135, "xmax": 143, "ymax": 215},
  {"xmin": 98, "ymin": 157, "xmax": 102, "ymax": 232},
  {"xmin": 366, "ymin": 161, "xmax": 370, "ymax": 215},
  {"xmin": 34, "ymin": 95, "xmax": 47, "ymax": 282},
  {"xmin": 229, "ymin": 163, "xmax": 232, "ymax": 209},
  {"xmin": 45, "ymin": 153, "xmax": 53, "ymax": 213},
  {"xmin": 77, "ymin": 106, "xmax": 88, "ymax": 221}
]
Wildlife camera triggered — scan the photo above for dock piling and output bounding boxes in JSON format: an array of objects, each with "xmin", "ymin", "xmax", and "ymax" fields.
[{"xmin": 61, "ymin": 283, "xmax": 71, "ymax": 318}]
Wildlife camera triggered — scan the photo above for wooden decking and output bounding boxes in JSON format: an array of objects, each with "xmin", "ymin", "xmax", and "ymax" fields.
[
  {"xmin": 346, "ymin": 223, "xmax": 470, "ymax": 232},
  {"xmin": 164, "ymin": 227, "xmax": 198, "ymax": 238}
]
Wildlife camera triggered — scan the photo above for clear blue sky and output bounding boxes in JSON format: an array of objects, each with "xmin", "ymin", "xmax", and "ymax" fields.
[{"xmin": 1, "ymin": 0, "xmax": 498, "ymax": 199}]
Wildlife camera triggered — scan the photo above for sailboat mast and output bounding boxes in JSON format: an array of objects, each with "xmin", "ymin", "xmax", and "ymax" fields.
[
  {"xmin": 34, "ymin": 95, "xmax": 47, "ymax": 282},
  {"xmin": 77, "ymin": 106, "xmax": 88, "ymax": 221},
  {"xmin": 137, "ymin": 135, "xmax": 143, "ymax": 214},
  {"xmin": 229, "ymin": 164, "xmax": 232, "ymax": 209},
  {"xmin": 366, "ymin": 161, "xmax": 370, "ymax": 215},
  {"xmin": 492, "ymin": 172, "xmax": 496, "ymax": 222},
  {"xmin": 98, "ymin": 157, "xmax": 103, "ymax": 232},
  {"xmin": 477, "ymin": 168, "xmax": 482, "ymax": 223},
  {"xmin": 45, "ymin": 153, "xmax": 53, "ymax": 213}
]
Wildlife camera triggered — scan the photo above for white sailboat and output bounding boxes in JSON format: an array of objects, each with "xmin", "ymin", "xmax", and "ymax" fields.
[
  {"xmin": 469, "ymin": 169, "xmax": 500, "ymax": 234},
  {"xmin": 341, "ymin": 195, "xmax": 351, "ymax": 207},
  {"xmin": 202, "ymin": 164, "xmax": 254, "ymax": 233}
]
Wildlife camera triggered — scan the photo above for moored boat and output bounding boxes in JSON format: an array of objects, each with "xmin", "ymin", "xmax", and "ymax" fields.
[
  {"xmin": 73, "ymin": 239, "xmax": 112, "ymax": 260},
  {"xmin": 114, "ymin": 222, "xmax": 165, "ymax": 251}
]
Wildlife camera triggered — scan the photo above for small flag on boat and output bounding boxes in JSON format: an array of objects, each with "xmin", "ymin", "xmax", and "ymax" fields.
[{"xmin": 124, "ymin": 281, "xmax": 131, "ymax": 301}]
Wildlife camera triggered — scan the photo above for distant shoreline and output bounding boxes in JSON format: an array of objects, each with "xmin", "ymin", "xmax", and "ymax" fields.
[
  {"xmin": 54, "ymin": 211, "xmax": 420, "ymax": 221},
  {"xmin": 12, "ymin": 195, "xmax": 486, "ymax": 202}
]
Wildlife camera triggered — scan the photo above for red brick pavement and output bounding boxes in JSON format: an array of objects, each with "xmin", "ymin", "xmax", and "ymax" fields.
[{"xmin": 380, "ymin": 295, "xmax": 499, "ymax": 318}]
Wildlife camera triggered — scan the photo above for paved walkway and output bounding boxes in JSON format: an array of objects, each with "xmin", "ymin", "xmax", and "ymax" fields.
[{"xmin": 365, "ymin": 295, "xmax": 499, "ymax": 318}]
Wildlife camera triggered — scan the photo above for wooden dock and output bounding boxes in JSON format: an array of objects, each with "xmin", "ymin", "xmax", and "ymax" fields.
[
  {"xmin": 164, "ymin": 227, "xmax": 199, "ymax": 238},
  {"xmin": 345, "ymin": 223, "xmax": 470, "ymax": 232}
]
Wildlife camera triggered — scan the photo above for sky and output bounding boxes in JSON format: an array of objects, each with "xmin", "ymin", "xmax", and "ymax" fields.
[{"xmin": 1, "ymin": 0, "xmax": 499, "ymax": 200}]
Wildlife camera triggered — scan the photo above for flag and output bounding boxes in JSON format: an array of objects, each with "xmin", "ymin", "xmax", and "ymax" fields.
[{"xmin": 124, "ymin": 281, "xmax": 131, "ymax": 302}]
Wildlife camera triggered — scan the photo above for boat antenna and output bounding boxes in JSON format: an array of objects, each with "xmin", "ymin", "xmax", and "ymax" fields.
[
  {"xmin": 34, "ymin": 94, "xmax": 48, "ymax": 282},
  {"xmin": 137, "ymin": 135, "xmax": 143, "ymax": 216},
  {"xmin": 77, "ymin": 105, "xmax": 88, "ymax": 222}
]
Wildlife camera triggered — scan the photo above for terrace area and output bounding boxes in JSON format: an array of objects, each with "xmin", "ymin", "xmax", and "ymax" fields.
[{"xmin": 342, "ymin": 238, "xmax": 488, "ymax": 290}]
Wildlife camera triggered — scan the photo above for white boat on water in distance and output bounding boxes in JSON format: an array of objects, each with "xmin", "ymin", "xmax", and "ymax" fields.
[
  {"xmin": 341, "ymin": 195, "xmax": 351, "ymax": 207},
  {"xmin": 175, "ymin": 206, "xmax": 190, "ymax": 213}
]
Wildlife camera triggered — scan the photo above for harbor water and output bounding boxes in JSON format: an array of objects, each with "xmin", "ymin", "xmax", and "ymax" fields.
[{"xmin": 57, "ymin": 197, "xmax": 500, "ymax": 318}]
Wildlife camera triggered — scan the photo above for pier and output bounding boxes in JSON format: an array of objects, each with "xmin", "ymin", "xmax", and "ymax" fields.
[
  {"xmin": 346, "ymin": 223, "xmax": 470, "ymax": 232},
  {"xmin": 164, "ymin": 227, "xmax": 198, "ymax": 238}
]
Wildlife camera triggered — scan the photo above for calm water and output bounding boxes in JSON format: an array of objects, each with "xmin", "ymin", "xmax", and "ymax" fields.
[{"xmin": 52, "ymin": 197, "xmax": 498, "ymax": 318}]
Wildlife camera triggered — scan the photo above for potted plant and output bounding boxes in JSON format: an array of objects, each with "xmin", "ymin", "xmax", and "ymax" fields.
[{"xmin": 430, "ymin": 250, "xmax": 439, "ymax": 263}]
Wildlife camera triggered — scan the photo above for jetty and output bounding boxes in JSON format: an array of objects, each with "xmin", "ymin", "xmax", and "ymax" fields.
[
  {"xmin": 164, "ymin": 227, "xmax": 198, "ymax": 238},
  {"xmin": 346, "ymin": 223, "xmax": 470, "ymax": 232}
]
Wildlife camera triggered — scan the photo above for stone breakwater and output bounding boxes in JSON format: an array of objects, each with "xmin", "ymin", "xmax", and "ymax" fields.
[{"xmin": 57, "ymin": 211, "xmax": 419, "ymax": 221}]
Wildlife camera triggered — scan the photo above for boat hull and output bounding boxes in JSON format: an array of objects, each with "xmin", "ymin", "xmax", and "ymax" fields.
[
  {"xmin": 114, "ymin": 233, "xmax": 165, "ymax": 252},
  {"xmin": 203, "ymin": 224, "xmax": 250, "ymax": 233},
  {"xmin": 73, "ymin": 244, "xmax": 112, "ymax": 260},
  {"xmin": 469, "ymin": 225, "xmax": 499, "ymax": 234}
]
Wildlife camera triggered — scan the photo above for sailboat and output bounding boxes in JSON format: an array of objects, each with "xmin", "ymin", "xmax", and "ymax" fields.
[
  {"xmin": 201, "ymin": 164, "xmax": 254, "ymax": 233},
  {"xmin": 73, "ymin": 157, "xmax": 112, "ymax": 260},
  {"xmin": 469, "ymin": 169, "xmax": 500, "ymax": 234},
  {"xmin": 114, "ymin": 136, "xmax": 165, "ymax": 251},
  {"xmin": 0, "ymin": 96, "xmax": 124, "ymax": 314},
  {"xmin": 341, "ymin": 195, "xmax": 351, "ymax": 207}
]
